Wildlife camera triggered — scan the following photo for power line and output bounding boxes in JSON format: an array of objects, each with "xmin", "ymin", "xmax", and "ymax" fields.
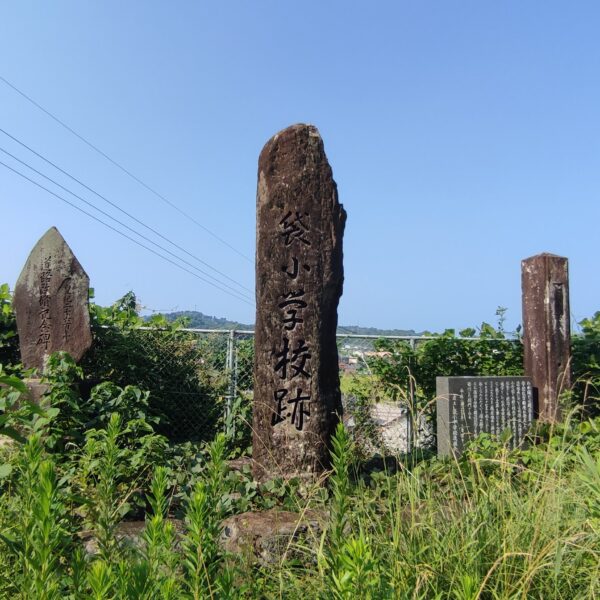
[
  {"xmin": 0, "ymin": 127, "xmax": 252, "ymax": 295},
  {"xmin": 0, "ymin": 145, "xmax": 253, "ymax": 302},
  {"xmin": 0, "ymin": 158, "xmax": 254, "ymax": 307},
  {"xmin": 0, "ymin": 74, "xmax": 253, "ymax": 263}
]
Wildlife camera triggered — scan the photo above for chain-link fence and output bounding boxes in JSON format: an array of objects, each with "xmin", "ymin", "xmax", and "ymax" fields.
[
  {"xmin": 118, "ymin": 328, "xmax": 521, "ymax": 453},
  {"xmin": 105, "ymin": 328, "xmax": 402, "ymax": 444},
  {"xmin": 336, "ymin": 332, "xmax": 526, "ymax": 453},
  {"xmin": 338, "ymin": 333, "xmax": 446, "ymax": 454},
  {"xmin": 130, "ymin": 329, "xmax": 419, "ymax": 440}
]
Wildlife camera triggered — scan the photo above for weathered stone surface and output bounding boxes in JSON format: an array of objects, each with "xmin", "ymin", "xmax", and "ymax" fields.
[
  {"xmin": 521, "ymin": 253, "xmax": 571, "ymax": 422},
  {"xmin": 220, "ymin": 509, "xmax": 326, "ymax": 565},
  {"xmin": 13, "ymin": 227, "xmax": 92, "ymax": 373},
  {"xmin": 80, "ymin": 519, "xmax": 185, "ymax": 556},
  {"xmin": 23, "ymin": 379, "xmax": 50, "ymax": 403},
  {"xmin": 436, "ymin": 376, "xmax": 534, "ymax": 457},
  {"xmin": 80, "ymin": 511, "xmax": 325, "ymax": 566},
  {"xmin": 227, "ymin": 456, "xmax": 254, "ymax": 473},
  {"xmin": 253, "ymin": 124, "xmax": 346, "ymax": 482}
]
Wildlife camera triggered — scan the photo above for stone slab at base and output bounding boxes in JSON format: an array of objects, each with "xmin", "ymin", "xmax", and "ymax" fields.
[{"xmin": 221, "ymin": 508, "xmax": 326, "ymax": 565}]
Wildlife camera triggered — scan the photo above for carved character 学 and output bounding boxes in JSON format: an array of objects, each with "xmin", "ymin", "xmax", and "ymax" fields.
[{"xmin": 278, "ymin": 290, "xmax": 307, "ymax": 331}]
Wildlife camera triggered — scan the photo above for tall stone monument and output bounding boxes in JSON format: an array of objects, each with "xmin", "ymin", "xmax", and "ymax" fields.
[
  {"xmin": 521, "ymin": 253, "xmax": 571, "ymax": 422},
  {"xmin": 13, "ymin": 227, "xmax": 92, "ymax": 374},
  {"xmin": 253, "ymin": 124, "xmax": 346, "ymax": 482}
]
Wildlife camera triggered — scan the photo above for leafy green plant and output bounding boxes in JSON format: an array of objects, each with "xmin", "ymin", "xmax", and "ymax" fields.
[
  {"xmin": 81, "ymin": 413, "xmax": 129, "ymax": 563},
  {"xmin": 329, "ymin": 531, "xmax": 382, "ymax": 600},
  {"xmin": 371, "ymin": 318, "xmax": 523, "ymax": 403},
  {"xmin": 182, "ymin": 433, "xmax": 235, "ymax": 598},
  {"xmin": 1, "ymin": 435, "xmax": 70, "ymax": 600},
  {"xmin": 81, "ymin": 291, "xmax": 224, "ymax": 443},
  {"xmin": 320, "ymin": 424, "xmax": 381, "ymax": 599},
  {"xmin": 77, "ymin": 407, "xmax": 168, "ymax": 524},
  {"xmin": 0, "ymin": 364, "xmax": 44, "ymax": 444},
  {"xmin": 577, "ymin": 447, "xmax": 600, "ymax": 526},
  {"xmin": 572, "ymin": 311, "xmax": 600, "ymax": 415},
  {"xmin": 86, "ymin": 559, "xmax": 114, "ymax": 599},
  {"xmin": 41, "ymin": 352, "xmax": 87, "ymax": 452},
  {"xmin": 142, "ymin": 466, "xmax": 180, "ymax": 598},
  {"xmin": 0, "ymin": 283, "xmax": 19, "ymax": 367},
  {"xmin": 341, "ymin": 374, "xmax": 386, "ymax": 455},
  {"xmin": 223, "ymin": 392, "xmax": 252, "ymax": 458},
  {"xmin": 1, "ymin": 409, "xmax": 599, "ymax": 597},
  {"xmin": 328, "ymin": 423, "xmax": 353, "ymax": 548}
]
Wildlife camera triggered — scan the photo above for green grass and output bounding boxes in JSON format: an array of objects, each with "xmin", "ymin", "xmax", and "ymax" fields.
[{"xmin": 1, "ymin": 392, "xmax": 599, "ymax": 598}]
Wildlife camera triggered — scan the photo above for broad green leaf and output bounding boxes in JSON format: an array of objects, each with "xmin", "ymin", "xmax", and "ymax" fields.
[{"xmin": 0, "ymin": 375, "xmax": 27, "ymax": 393}]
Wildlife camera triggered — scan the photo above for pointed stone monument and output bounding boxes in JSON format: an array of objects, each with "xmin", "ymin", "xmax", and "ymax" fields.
[
  {"xmin": 252, "ymin": 124, "xmax": 346, "ymax": 482},
  {"xmin": 13, "ymin": 227, "xmax": 92, "ymax": 375}
]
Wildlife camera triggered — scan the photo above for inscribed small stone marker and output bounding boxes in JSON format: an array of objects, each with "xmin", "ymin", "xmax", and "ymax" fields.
[
  {"xmin": 521, "ymin": 253, "xmax": 571, "ymax": 422},
  {"xmin": 252, "ymin": 124, "xmax": 346, "ymax": 481},
  {"xmin": 436, "ymin": 376, "xmax": 534, "ymax": 457},
  {"xmin": 13, "ymin": 227, "xmax": 92, "ymax": 372}
]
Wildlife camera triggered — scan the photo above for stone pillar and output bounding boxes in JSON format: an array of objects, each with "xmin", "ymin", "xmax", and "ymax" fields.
[
  {"xmin": 521, "ymin": 253, "xmax": 571, "ymax": 422},
  {"xmin": 252, "ymin": 124, "xmax": 346, "ymax": 482}
]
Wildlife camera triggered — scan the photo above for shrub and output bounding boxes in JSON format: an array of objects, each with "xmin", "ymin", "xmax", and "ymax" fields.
[
  {"xmin": 0, "ymin": 283, "xmax": 19, "ymax": 368},
  {"xmin": 81, "ymin": 291, "xmax": 225, "ymax": 443},
  {"xmin": 370, "ymin": 319, "xmax": 523, "ymax": 405},
  {"xmin": 572, "ymin": 311, "xmax": 600, "ymax": 415}
]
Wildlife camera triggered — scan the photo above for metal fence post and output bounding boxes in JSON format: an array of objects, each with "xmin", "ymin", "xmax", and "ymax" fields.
[
  {"xmin": 225, "ymin": 329, "xmax": 236, "ymax": 433},
  {"xmin": 408, "ymin": 337, "xmax": 417, "ymax": 454}
]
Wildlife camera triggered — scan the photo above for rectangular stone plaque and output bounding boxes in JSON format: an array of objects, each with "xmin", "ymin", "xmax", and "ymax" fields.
[{"xmin": 436, "ymin": 376, "xmax": 534, "ymax": 457}]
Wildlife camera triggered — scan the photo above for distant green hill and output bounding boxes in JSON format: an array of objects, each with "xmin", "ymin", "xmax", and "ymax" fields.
[
  {"xmin": 160, "ymin": 311, "xmax": 254, "ymax": 330},
  {"xmin": 336, "ymin": 325, "xmax": 419, "ymax": 337},
  {"xmin": 158, "ymin": 311, "xmax": 419, "ymax": 336}
]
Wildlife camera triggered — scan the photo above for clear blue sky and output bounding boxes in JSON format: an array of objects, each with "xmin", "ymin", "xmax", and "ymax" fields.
[{"xmin": 2, "ymin": 2, "xmax": 599, "ymax": 333}]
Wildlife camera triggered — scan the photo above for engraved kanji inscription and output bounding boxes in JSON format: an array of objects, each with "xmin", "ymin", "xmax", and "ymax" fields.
[
  {"xmin": 271, "ymin": 387, "xmax": 311, "ymax": 430},
  {"xmin": 278, "ymin": 290, "xmax": 307, "ymax": 331},
  {"xmin": 272, "ymin": 389, "xmax": 288, "ymax": 426},
  {"xmin": 274, "ymin": 337, "xmax": 312, "ymax": 380},
  {"xmin": 279, "ymin": 211, "xmax": 311, "ymax": 246},
  {"xmin": 63, "ymin": 277, "xmax": 73, "ymax": 342},
  {"xmin": 288, "ymin": 387, "xmax": 311, "ymax": 430},
  {"xmin": 282, "ymin": 257, "xmax": 311, "ymax": 279},
  {"xmin": 36, "ymin": 255, "xmax": 52, "ymax": 349}
]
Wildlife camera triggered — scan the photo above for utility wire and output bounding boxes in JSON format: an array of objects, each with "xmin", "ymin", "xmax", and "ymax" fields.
[
  {"xmin": 0, "ymin": 145, "xmax": 252, "ymax": 302},
  {"xmin": 0, "ymin": 75, "xmax": 253, "ymax": 263},
  {"xmin": 0, "ymin": 158, "xmax": 254, "ymax": 307},
  {"xmin": 0, "ymin": 127, "xmax": 252, "ymax": 295}
]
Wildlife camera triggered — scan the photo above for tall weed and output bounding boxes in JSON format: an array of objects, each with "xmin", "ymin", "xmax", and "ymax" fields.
[
  {"xmin": 182, "ymin": 433, "xmax": 234, "ymax": 599},
  {"xmin": 1, "ymin": 435, "xmax": 70, "ymax": 599}
]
